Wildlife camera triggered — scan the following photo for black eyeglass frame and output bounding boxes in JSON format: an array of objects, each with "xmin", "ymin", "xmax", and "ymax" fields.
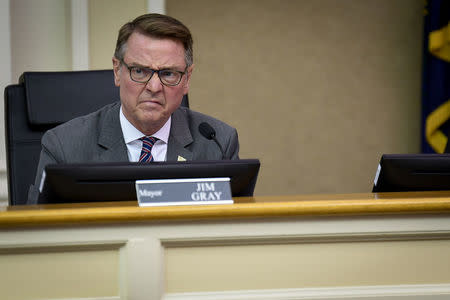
[{"xmin": 120, "ymin": 59, "xmax": 187, "ymax": 86}]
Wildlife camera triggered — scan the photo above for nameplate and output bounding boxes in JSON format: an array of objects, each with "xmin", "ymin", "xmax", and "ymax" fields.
[{"xmin": 135, "ymin": 177, "xmax": 233, "ymax": 207}]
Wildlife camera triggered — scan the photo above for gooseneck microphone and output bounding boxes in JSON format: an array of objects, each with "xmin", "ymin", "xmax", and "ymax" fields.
[{"xmin": 199, "ymin": 122, "xmax": 226, "ymax": 159}]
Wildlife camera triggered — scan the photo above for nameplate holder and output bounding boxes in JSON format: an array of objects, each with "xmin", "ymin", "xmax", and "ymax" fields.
[{"xmin": 136, "ymin": 177, "xmax": 233, "ymax": 207}]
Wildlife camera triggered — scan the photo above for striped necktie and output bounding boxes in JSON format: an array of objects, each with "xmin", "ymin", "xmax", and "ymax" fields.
[{"xmin": 139, "ymin": 136, "xmax": 157, "ymax": 162}]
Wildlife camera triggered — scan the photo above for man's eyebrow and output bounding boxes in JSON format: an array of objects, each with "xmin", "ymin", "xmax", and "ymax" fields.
[
  {"xmin": 127, "ymin": 62, "xmax": 147, "ymax": 68},
  {"xmin": 128, "ymin": 61, "xmax": 184, "ymax": 70}
]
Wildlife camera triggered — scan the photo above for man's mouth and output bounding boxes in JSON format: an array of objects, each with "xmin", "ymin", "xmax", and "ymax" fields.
[{"xmin": 140, "ymin": 99, "xmax": 163, "ymax": 106}]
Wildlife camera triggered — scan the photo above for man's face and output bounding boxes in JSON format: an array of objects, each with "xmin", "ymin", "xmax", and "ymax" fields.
[{"xmin": 113, "ymin": 31, "xmax": 193, "ymax": 135}]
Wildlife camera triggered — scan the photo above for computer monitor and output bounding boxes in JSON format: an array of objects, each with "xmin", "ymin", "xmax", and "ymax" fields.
[
  {"xmin": 372, "ymin": 154, "xmax": 450, "ymax": 193},
  {"xmin": 38, "ymin": 159, "xmax": 260, "ymax": 204}
]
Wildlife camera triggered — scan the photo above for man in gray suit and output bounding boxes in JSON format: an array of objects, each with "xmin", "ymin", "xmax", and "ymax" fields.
[{"xmin": 28, "ymin": 13, "xmax": 239, "ymax": 204}]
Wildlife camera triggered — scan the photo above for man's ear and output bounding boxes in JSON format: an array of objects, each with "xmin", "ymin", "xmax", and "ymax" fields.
[{"xmin": 112, "ymin": 57, "xmax": 121, "ymax": 87}]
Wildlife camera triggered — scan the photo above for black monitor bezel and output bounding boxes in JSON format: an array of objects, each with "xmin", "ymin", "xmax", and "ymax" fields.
[
  {"xmin": 372, "ymin": 153, "xmax": 450, "ymax": 193},
  {"xmin": 38, "ymin": 159, "xmax": 260, "ymax": 204}
]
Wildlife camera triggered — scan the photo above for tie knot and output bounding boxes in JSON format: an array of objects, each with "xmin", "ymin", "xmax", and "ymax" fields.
[{"xmin": 140, "ymin": 136, "xmax": 157, "ymax": 148}]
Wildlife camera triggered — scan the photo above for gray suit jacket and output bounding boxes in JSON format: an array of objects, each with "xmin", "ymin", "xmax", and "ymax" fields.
[{"xmin": 28, "ymin": 102, "xmax": 239, "ymax": 204}]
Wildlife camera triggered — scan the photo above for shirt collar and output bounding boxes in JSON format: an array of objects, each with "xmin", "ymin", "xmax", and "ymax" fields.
[{"xmin": 119, "ymin": 105, "xmax": 171, "ymax": 144}]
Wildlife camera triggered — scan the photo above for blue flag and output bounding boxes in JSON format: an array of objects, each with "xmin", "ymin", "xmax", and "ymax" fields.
[{"xmin": 422, "ymin": 0, "xmax": 450, "ymax": 153}]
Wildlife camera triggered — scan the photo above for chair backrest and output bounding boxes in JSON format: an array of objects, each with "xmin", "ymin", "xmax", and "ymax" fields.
[{"xmin": 4, "ymin": 69, "xmax": 189, "ymax": 205}]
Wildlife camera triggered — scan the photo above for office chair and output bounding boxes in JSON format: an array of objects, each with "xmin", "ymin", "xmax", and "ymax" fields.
[{"xmin": 4, "ymin": 70, "xmax": 189, "ymax": 205}]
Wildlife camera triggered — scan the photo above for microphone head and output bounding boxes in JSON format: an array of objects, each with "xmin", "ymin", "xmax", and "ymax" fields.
[{"xmin": 199, "ymin": 122, "xmax": 216, "ymax": 140}]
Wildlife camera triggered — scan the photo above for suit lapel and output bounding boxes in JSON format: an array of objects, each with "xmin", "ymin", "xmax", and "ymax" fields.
[
  {"xmin": 167, "ymin": 108, "xmax": 194, "ymax": 161},
  {"xmin": 97, "ymin": 102, "xmax": 129, "ymax": 162}
]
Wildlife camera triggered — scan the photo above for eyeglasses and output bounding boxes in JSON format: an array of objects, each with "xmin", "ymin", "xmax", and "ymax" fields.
[{"xmin": 121, "ymin": 60, "xmax": 187, "ymax": 86}]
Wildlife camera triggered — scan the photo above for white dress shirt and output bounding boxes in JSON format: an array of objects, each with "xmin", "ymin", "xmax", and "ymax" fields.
[{"xmin": 119, "ymin": 106, "xmax": 171, "ymax": 162}]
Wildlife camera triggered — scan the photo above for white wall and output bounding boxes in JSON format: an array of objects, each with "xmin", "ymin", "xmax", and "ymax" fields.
[
  {"xmin": 10, "ymin": 0, "xmax": 72, "ymax": 81},
  {"xmin": 0, "ymin": 0, "xmax": 12, "ymax": 205}
]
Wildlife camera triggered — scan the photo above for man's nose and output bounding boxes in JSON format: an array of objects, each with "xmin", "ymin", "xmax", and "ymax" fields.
[{"xmin": 145, "ymin": 72, "xmax": 163, "ymax": 92}]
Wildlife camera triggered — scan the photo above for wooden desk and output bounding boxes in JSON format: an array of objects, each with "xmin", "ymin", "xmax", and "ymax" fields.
[{"xmin": 1, "ymin": 192, "xmax": 450, "ymax": 300}]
